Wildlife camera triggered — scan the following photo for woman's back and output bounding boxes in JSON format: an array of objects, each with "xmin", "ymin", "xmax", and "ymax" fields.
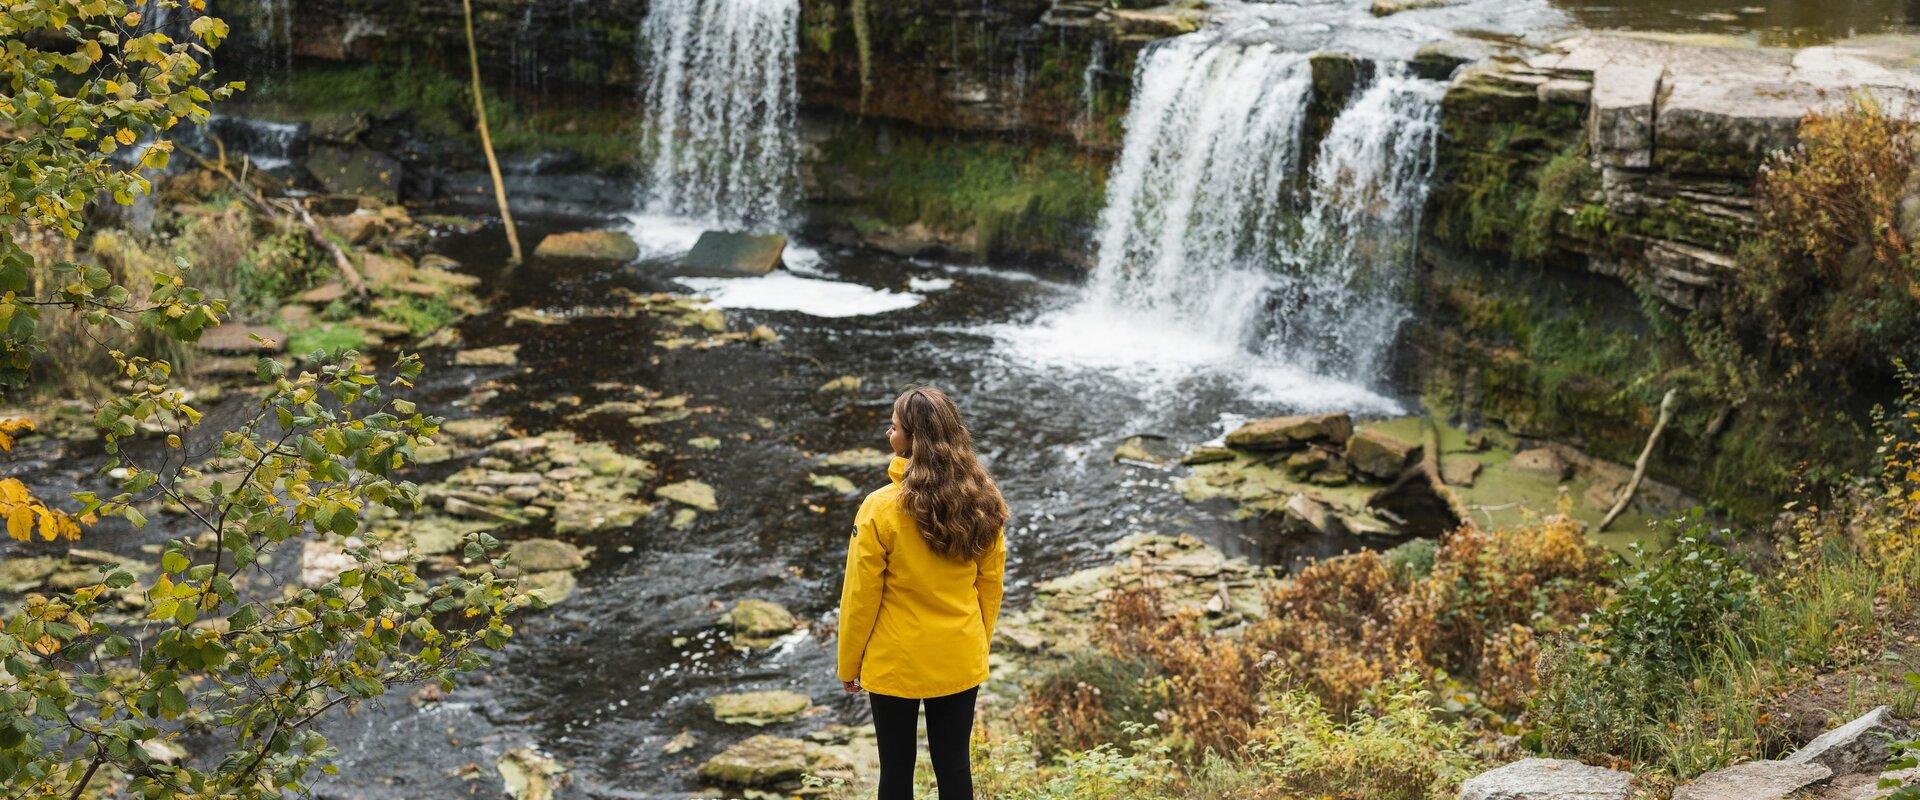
[{"xmin": 839, "ymin": 457, "xmax": 1005, "ymax": 700}]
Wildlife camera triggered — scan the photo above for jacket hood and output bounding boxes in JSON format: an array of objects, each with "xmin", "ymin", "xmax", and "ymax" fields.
[{"xmin": 887, "ymin": 455, "xmax": 908, "ymax": 485}]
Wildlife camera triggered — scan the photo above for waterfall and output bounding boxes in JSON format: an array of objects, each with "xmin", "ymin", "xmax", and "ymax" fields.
[
  {"xmin": 638, "ymin": 0, "xmax": 800, "ymax": 229},
  {"xmin": 1072, "ymin": 30, "xmax": 1444, "ymax": 389}
]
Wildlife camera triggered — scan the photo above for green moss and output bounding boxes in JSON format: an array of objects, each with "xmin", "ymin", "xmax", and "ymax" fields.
[
  {"xmin": 286, "ymin": 323, "xmax": 365, "ymax": 358},
  {"xmin": 377, "ymin": 295, "xmax": 460, "ymax": 337},
  {"xmin": 814, "ymin": 122, "xmax": 1107, "ymax": 261},
  {"xmin": 243, "ymin": 64, "xmax": 637, "ymax": 173}
]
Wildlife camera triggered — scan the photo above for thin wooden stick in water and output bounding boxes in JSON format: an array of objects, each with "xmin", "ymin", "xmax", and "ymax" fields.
[
  {"xmin": 1600, "ymin": 388, "xmax": 1678, "ymax": 532},
  {"xmin": 463, "ymin": 0, "xmax": 522, "ymax": 263}
]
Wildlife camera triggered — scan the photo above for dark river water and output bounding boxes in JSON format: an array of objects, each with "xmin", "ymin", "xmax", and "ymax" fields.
[{"xmin": 288, "ymin": 215, "xmax": 1390, "ymax": 799}]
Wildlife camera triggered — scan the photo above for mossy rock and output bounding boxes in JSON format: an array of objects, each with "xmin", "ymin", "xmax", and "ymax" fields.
[
  {"xmin": 708, "ymin": 690, "xmax": 812, "ymax": 726},
  {"xmin": 533, "ymin": 230, "xmax": 640, "ymax": 263},
  {"xmin": 506, "ymin": 539, "xmax": 587, "ymax": 573},
  {"xmin": 720, "ymin": 599, "xmax": 800, "ymax": 647},
  {"xmin": 698, "ymin": 735, "xmax": 808, "ymax": 787}
]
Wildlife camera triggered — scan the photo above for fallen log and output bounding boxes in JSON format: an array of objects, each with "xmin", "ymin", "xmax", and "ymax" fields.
[
  {"xmin": 1599, "ymin": 388, "xmax": 1678, "ymax": 532},
  {"xmin": 181, "ymin": 147, "xmax": 371, "ymax": 300}
]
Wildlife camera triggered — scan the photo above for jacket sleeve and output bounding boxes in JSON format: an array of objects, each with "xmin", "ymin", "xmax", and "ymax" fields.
[
  {"xmin": 976, "ymin": 530, "xmax": 1007, "ymax": 644},
  {"xmin": 836, "ymin": 511, "xmax": 889, "ymax": 682}
]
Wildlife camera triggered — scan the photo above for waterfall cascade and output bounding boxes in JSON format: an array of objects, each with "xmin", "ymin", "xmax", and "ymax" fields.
[
  {"xmin": 638, "ymin": 0, "xmax": 800, "ymax": 229},
  {"xmin": 1073, "ymin": 28, "xmax": 1445, "ymax": 390}
]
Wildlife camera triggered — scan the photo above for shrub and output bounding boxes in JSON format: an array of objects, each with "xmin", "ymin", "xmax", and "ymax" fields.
[
  {"xmin": 1720, "ymin": 94, "xmax": 1920, "ymax": 393},
  {"xmin": 1245, "ymin": 675, "xmax": 1483, "ymax": 800},
  {"xmin": 1251, "ymin": 517, "xmax": 1605, "ymax": 714},
  {"xmin": 1019, "ymin": 651, "xmax": 1165, "ymax": 757},
  {"xmin": 1101, "ymin": 586, "xmax": 1263, "ymax": 756}
]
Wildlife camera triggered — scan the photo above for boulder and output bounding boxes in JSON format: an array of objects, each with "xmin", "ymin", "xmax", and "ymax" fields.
[
  {"xmin": 1786, "ymin": 705, "xmax": 1903, "ymax": 777},
  {"xmin": 1225, "ymin": 413, "xmax": 1353, "ymax": 451},
  {"xmin": 1510, "ymin": 448, "xmax": 1573, "ymax": 481},
  {"xmin": 533, "ymin": 230, "xmax": 640, "ymax": 264},
  {"xmin": 441, "ymin": 417, "xmax": 510, "ymax": 443},
  {"xmin": 1441, "ymin": 459, "xmax": 1481, "ymax": 487},
  {"xmin": 1670, "ymin": 760, "xmax": 1830, "ymax": 800},
  {"xmin": 678, "ymin": 231, "xmax": 786, "ymax": 277},
  {"xmin": 1458, "ymin": 758, "xmax": 1634, "ymax": 800},
  {"xmin": 708, "ymin": 690, "xmax": 812, "ymax": 726},
  {"xmin": 721, "ymin": 598, "xmax": 799, "ymax": 648},
  {"xmin": 699, "ymin": 735, "xmax": 808, "ymax": 787},
  {"xmin": 1345, "ymin": 429, "xmax": 1421, "ymax": 480},
  {"xmin": 304, "ymin": 144, "xmax": 401, "ymax": 201}
]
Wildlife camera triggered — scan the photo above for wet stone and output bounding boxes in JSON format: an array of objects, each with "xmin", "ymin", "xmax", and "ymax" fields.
[
  {"xmin": 520, "ymin": 570, "xmax": 578, "ymax": 607},
  {"xmin": 698, "ymin": 735, "xmax": 808, "ymax": 787},
  {"xmin": 534, "ymin": 230, "xmax": 640, "ymax": 264},
  {"xmin": 708, "ymin": 690, "xmax": 812, "ymax": 726},
  {"xmin": 656, "ymin": 479, "xmax": 718, "ymax": 512},
  {"xmin": 721, "ymin": 598, "xmax": 800, "ymax": 648},
  {"xmin": 497, "ymin": 747, "xmax": 565, "ymax": 800},
  {"xmin": 454, "ymin": 344, "xmax": 521, "ymax": 367},
  {"xmin": 809, "ymin": 473, "xmax": 858, "ymax": 495},
  {"xmin": 506, "ymin": 539, "xmax": 587, "ymax": 573},
  {"xmin": 819, "ymin": 448, "xmax": 893, "ymax": 469},
  {"xmin": 1182, "ymin": 445, "xmax": 1237, "ymax": 465},
  {"xmin": 1225, "ymin": 413, "xmax": 1353, "ymax": 451},
  {"xmin": 1345, "ymin": 428, "xmax": 1420, "ymax": 480}
]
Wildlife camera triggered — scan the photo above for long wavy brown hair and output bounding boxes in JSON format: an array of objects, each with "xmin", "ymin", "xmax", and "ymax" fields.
[{"xmin": 893, "ymin": 385, "xmax": 1008, "ymax": 561}]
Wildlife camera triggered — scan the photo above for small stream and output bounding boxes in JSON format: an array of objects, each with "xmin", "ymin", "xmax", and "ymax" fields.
[{"xmin": 302, "ymin": 215, "xmax": 1386, "ymax": 799}]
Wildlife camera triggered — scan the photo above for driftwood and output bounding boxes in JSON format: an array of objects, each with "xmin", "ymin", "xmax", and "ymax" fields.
[
  {"xmin": 182, "ymin": 147, "xmax": 371, "ymax": 300},
  {"xmin": 1599, "ymin": 388, "xmax": 1679, "ymax": 532}
]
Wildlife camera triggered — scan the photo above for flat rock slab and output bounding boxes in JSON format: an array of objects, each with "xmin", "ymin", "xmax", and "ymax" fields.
[
  {"xmin": 678, "ymin": 231, "xmax": 786, "ymax": 277},
  {"xmin": 197, "ymin": 324, "xmax": 286, "ymax": 354},
  {"xmin": 1458, "ymin": 758, "xmax": 1634, "ymax": 800},
  {"xmin": 1672, "ymin": 760, "xmax": 1831, "ymax": 800},
  {"xmin": 1225, "ymin": 413, "xmax": 1354, "ymax": 451},
  {"xmin": 534, "ymin": 230, "xmax": 640, "ymax": 263},
  {"xmin": 709, "ymin": 690, "xmax": 812, "ymax": 726},
  {"xmin": 699, "ymin": 735, "xmax": 807, "ymax": 787}
]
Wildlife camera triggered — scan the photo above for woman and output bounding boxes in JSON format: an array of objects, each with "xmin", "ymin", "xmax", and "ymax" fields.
[{"xmin": 837, "ymin": 385, "xmax": 1009, "ymax": 800}]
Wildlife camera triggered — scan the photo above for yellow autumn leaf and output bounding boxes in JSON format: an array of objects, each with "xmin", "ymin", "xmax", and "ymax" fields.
[{"xmin": 6, "ymin": 506, "xmax": 33, "ymax": 541}]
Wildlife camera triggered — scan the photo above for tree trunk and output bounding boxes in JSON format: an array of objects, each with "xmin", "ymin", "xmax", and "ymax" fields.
[{"xmin": 463, "ymin": 0, "xmax": 522, "ymax": 263}]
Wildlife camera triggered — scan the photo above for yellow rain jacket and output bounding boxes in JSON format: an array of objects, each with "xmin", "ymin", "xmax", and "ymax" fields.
[{"xmin": 837, "ymin": 456, "xmax": 1007, "ymax": 699}]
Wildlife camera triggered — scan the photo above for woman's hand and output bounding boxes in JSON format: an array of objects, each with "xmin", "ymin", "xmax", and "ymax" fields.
[{"xmin": 842, "ymin": 679, "xmax": 863, "ymax": 695}]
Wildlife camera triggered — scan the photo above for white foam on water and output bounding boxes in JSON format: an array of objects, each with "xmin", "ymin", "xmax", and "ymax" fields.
[
  {"xmin": 908, "ymin": 277, "xmax": 955, "ymax": 292},
  {"xmin": 680, "ymin": 272, "xmax": 923, "ymax": 318},
  {"xmin": 623, "ymin": 212, "xmax": 711, "ymax": 260},
  {"xmin": 991, "ymin": 299, "xmax": 1404, "ymax": 416}
]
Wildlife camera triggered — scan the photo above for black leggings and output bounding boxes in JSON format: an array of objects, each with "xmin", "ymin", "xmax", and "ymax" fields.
[{"xmin": 868, "ymin": 686, "xmax": 978, "ymax": 800}]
